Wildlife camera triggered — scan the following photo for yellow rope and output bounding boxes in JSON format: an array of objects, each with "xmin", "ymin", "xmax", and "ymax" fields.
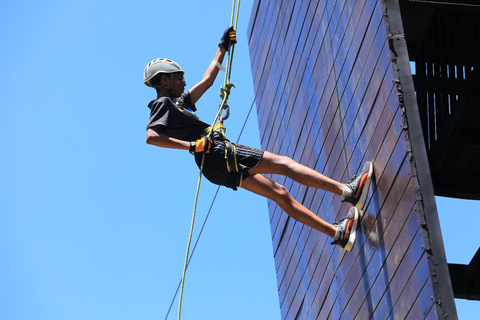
[{"xmin": 177, "ymin": 1, "xmax": 241, "ymax": 319}]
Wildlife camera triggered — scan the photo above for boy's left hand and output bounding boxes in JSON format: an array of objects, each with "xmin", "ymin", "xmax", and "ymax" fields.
[{"xmin": 219, "ymin": 26, "xmax": 237, "ymax": 51}]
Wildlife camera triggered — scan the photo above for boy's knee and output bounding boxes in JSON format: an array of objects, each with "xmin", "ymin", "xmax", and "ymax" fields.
[
  {"xmin": 270, "ymin": 183, "xmax": 297, "ymax": 209},
  {"xmin": 275, "ymin": 155, "xmax": 295, "ymax": 174},
  {"xmin": 272, "ymin": 183, "xmax": 290, "ymax": 199}
]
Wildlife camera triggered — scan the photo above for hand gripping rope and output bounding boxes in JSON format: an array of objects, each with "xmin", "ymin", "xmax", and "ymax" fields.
[{"xmin": 176, "ymin": 1, "xmax": 241, "ymax": 319}]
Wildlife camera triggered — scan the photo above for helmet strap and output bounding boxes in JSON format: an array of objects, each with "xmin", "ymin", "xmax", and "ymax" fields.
[
  {"xmin": 153, "ymin": 74, "xmax": 174, "ymax": 96},
  {"xmin": 169, "ymin": 74, "xmax": 174, "ymax": 92}
]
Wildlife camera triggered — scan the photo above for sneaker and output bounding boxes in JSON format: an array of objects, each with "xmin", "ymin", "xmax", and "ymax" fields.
[
  {"xmin": 343, "ymin": 161, "xmax": 373, "ymax": 210},
  {"xmin": 331, "ymin": 207, "xmax": 359, "ymax": 251}
]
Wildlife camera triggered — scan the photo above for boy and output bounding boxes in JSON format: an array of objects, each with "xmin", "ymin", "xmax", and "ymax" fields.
[{"xmin": 144, "ymin": 27, "xmax": 373, "ymax": 251}]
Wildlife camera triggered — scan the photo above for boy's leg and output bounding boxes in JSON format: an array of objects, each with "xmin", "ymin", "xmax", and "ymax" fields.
[
  {"xmin": 241, "ymin": 173, "xmax": 337, "ymax": 237},
  {"xmin": 248, "ymin": 151, "xmax": 345, "ymax": 196},
  {"xmin": 248, "ymin": 151, "xmax": 373, "ymax": 210},
  {"xmin": 241, "ymin": 173, "xmax": 359, "ymax": 251}
]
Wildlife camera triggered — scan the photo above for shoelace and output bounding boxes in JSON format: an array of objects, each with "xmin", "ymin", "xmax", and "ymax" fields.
[{"xmin": 346, "ymin": 174, "xmax": 358, "ymax": 185}]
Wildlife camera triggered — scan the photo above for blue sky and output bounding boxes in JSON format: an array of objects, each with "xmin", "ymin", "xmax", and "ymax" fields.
[{"xmin": 1, "ymin": 1, "xmax": 478, "ymax": 319}]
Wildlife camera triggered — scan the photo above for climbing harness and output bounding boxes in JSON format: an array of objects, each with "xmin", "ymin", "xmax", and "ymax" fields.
[{"xmin": 176, "ymin": 1, "xmax": 241, "ymax": 319}]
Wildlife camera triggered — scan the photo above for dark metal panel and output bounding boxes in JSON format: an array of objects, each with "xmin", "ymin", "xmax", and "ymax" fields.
[
  {"xmin": 399, "ymin": 0, "xmax": 480, "ymax": 200},
  {"xmin": 449, "ymin": 247, "xmax": 480, "ymax": 300}
]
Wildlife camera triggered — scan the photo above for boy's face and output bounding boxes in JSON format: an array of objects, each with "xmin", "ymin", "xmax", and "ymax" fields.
[{"xmin": 169, "ymin": 72, "xmax": 186, "ymax": 98}]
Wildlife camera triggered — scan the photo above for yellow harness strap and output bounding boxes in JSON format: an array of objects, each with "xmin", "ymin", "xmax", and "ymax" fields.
[{"xmin": 200, "ymin": 123, "xmax": 226, "ymax": 138}]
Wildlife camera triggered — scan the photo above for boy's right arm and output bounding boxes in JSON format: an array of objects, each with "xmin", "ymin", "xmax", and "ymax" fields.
[
  {"xmin": 146, "ymin": 129, "xmax": 190, "ymax": 151},
  {"xmin": 146, "ymin": 129, "xmax": 212, "ymax": 154}
]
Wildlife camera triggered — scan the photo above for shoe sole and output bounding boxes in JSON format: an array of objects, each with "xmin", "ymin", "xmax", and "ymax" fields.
[
  {"xmin": 355, "ymin": 161, "xmax": 373, "ymax": 210},
  {"xmin": 344, "ymin": 207, "xmax": 359, "ymax": 252}
]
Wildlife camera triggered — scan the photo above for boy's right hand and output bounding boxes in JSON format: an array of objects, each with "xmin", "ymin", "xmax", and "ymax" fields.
[
  {"xmin": 190, "ymin": 137, "xmax": 212, "ymax": 154},
  {"xmin": 219, "ymin": 26, "xmax": 237, "ymax": 51}
]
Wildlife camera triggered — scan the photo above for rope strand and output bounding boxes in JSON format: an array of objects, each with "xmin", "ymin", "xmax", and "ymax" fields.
[
  {"xmin": 177, "ymin": 1, "xmax": 241, "ymax": 319},
  {"xmin": 165, "ymin": 98, "xmax": 255, "ymax": 320}
]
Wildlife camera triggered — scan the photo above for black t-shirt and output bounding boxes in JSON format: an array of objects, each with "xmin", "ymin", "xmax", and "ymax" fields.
[{"xmin": 146, "ymin": 91, "xmax": 210, "ymax": 141}]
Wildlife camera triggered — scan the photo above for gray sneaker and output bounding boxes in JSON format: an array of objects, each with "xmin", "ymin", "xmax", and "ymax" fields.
[
  {"xmin": 331, "ymin": 207, "xmax": 360, "ymax": 252},
  {"xmin": 343, "ymin": 161, "xmax": 373, "ymax": 210}
]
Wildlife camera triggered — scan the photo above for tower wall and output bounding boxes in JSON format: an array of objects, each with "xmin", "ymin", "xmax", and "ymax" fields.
[{"xmin": 247, "ymin": 0, "xmax": 456, "ymax": 318}]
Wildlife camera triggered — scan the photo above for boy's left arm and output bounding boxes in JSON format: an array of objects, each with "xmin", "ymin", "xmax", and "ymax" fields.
[
  {"xmin": 189, "ymin": 27, "xmax": 237, "ymax": 105},
  {"xmin": 189, "ymin": 47, "xmax": 226, "ymax": 105}
]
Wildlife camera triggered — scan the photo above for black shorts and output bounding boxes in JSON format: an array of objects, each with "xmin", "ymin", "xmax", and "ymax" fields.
[{"xmin": 194, "ymin": 132, "xmax": 264, "ymax": 190}]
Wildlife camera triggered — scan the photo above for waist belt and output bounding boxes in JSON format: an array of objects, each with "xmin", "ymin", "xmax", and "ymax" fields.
[
  {"xmin": 200, "ymin": 123, "xmax": 226, "ymax": 138},
  {"xmin": 200, "ymin": 122, "xmax": 241, "ymax": 176}
]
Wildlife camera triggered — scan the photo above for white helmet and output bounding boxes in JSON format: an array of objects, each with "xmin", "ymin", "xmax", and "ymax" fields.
[{"xmin": 143, "ymin": 58, "xmax": 184, "ymax": 87}]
